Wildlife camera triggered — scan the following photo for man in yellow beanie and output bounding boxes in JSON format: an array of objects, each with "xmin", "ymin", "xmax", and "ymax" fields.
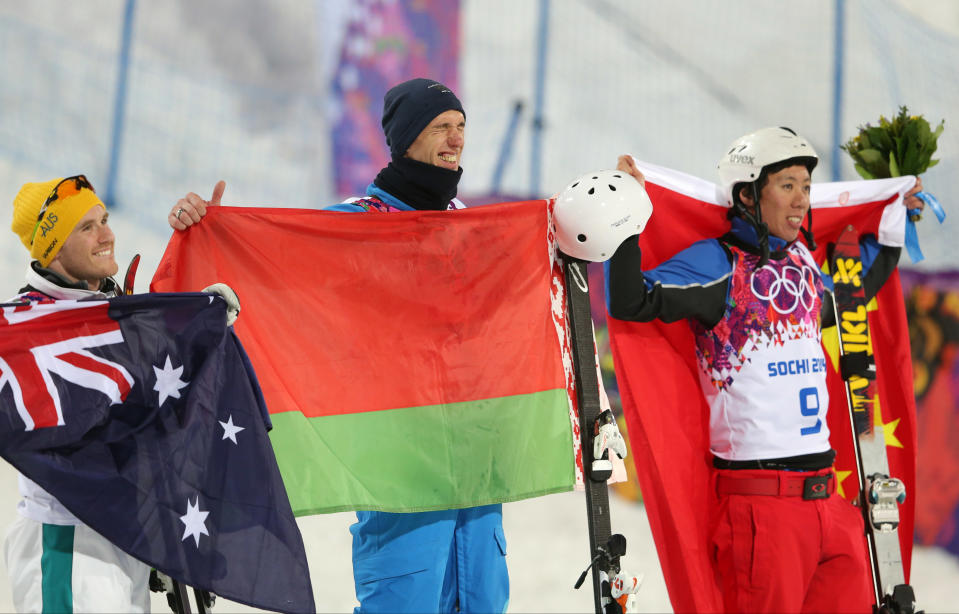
[
  {"xmin": 5, "ymin": 175, "xmax": 152, "ymax": 613},
  {"xmin": 11, "ymin": 175, "xmax": 120, "ymax": 292}
]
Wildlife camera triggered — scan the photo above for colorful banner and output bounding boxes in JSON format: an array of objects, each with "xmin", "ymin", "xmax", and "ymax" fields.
[
  {"xmin": 150, "ymin": 202, "xmax": 577, "ymax": 515},
  {"xmin": 330, "ymin": 0, "xmax": 460, "ymax": 198},
  {"xmin": 901, "ymin": 270, "xmax": 959, "ymax": 556}
]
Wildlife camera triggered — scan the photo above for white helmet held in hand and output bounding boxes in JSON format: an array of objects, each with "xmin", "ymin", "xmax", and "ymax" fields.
[
  {"xmin": 554, "ymin": 170, "xmax": 653, "ymax": 262},
  {"xmin": 717, "ymin": 126, "xmax": 818, "ymax": 207}
]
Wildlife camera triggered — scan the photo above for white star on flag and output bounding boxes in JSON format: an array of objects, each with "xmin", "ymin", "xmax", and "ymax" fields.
[
  {"xmin": 219, "ymin": 415, "xmax": 245, "ymax": 444},
  {"xmin": 180, "ymin": 496, "xmax": 210, "ymax": 547},
  {"xmin": 153, "ymin": 355, "xmax": 189, "ymax": 406}
]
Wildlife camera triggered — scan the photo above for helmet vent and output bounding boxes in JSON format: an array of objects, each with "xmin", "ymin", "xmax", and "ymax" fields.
[{"xmin": 555, "ymin": 168, "xmax": 654, "ymax": 261}]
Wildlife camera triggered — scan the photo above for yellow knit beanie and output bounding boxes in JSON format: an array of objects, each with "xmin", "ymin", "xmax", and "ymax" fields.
[{"xmin": 11, "ymin": 176, "xmax": 106, "ymax": 267}]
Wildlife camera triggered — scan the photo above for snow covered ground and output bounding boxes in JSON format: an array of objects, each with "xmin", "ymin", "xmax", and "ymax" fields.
[{"xmin": 1, "ymin": 452, "xmax": 957, "ymax": 612}]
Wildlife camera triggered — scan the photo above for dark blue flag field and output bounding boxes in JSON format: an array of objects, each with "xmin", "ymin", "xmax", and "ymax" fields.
[{"xmin": 0, "ymin": 292, "xmax": 314, "ymax": 614}]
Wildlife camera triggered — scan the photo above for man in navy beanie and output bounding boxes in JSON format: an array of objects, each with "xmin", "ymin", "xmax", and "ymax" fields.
[
  {"xmin": 328, "ymin": 77, "xmax": 508, "ymax": 614},
  {"xmin": 168, "ymin": 78, "xmax": 508, "ymax": 614}
]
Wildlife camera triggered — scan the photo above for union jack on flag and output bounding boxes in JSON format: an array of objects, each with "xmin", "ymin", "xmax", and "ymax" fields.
[{"xmin": 0, "ymin": 298, "xmax": 132, "ymax": 431}]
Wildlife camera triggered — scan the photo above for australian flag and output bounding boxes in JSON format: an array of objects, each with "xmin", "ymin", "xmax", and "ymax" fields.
[{"xmin": 0, "ymin": 292, "xmax": 314, "ymax": 614}]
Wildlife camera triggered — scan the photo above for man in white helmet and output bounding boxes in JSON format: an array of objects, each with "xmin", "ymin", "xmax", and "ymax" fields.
[{"xmin": 605, "ymin": 127, "xmax": 925, "ymax": 613}]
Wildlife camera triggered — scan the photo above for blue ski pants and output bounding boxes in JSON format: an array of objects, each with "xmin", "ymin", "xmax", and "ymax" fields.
[{"xmin": 350, "ymin": 504, "xmax": 508, "ymax": 613}]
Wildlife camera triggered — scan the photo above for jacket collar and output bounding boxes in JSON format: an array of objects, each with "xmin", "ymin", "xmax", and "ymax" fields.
[
  {"xmin": 366, "ymin": 184, "xmax": 415, "ymax": 211},
  {"xmin": 729, "ymin": 216, "xmax": 789, "ymax": 252},
  {"xmin": 23, "ymin": 261, "xmax": 118, "ymax": 300}
]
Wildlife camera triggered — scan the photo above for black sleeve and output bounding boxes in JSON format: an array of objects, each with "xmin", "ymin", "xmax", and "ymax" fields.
[
  {"xmin": 820, "ymin": 243, "xmax": 901, "ymax": 329},
  {"xmin": 821, "ymin": 288, "xmax": 835, "ymax": 329},
  {"xmin": 606, "ymin": 236, "xmax": 730, "ymax": 328},
  {"xmin": 863, "ymin": 245, "xmax": 902, "ymax": 302}
]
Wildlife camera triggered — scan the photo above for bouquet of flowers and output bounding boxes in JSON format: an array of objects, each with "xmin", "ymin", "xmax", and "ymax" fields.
[{"xmin": 841, "ymin": 105, "xmax": 944, "ymax": 179}]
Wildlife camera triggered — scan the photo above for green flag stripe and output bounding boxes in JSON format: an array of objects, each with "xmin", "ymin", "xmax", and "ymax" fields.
[
  {"xmin": 270, "ymin": 389, "xmax": 574, "ymax": 515},
  {"xmin": 41, "ymin": 524, "xmax": 74, "ymax": 614}
]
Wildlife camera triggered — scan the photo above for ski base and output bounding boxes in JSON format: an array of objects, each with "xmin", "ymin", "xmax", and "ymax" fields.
[
  {"xmin": 564, "ymin": 258, "xmax": 628, "ymax": 614},
  {"xmin": 829, "ymin": 226, "xmax": 919, "ymax": 613}
]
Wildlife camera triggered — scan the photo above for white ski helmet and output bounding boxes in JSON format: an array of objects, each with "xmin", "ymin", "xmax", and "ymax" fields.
[
  {"xmin": 554, "ymin": 169, "xmax": 653, "ymax": 262},
  {"xmin": 717, "ymin": 126, "xmax": 819, "ymax": 207}
]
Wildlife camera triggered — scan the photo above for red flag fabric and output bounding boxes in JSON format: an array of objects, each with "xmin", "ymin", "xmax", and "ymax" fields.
[
  {"xmin": 607, "ymin": 161, "xmax": 918, "ymax": 613},
  {"xmin": 150, "ymin": 201, "xmax": 580, "ymax": 514}
]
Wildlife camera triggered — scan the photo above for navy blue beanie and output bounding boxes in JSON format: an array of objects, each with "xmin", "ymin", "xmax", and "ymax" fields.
[{"xmin": 382, "ymin": 78, "xmax": 465, "ymax": 158}]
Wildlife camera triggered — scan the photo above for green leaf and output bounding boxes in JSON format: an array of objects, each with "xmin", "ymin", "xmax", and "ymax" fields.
[
  {"xmin": 868, "ymin": 127, "xmax": 894, "ymax": 152},
  {"xmin": 857, "ymin": 148, "xmax": 884, "ymax": 165},
  {"xmin": 894, "ymin": 135, "xmax": 906, "ymax": 162},
  {"xmin": 927, "ymin": 158, "xmax": 940, "ymax": 169},
  {"xmin": 932, "ymin": 121, "xmax": 945, "ymax": 140},
  {"xmin": 855, "ymin": 147, "xmax": 890, "ymax": 177},
  {"xmin": 904, "ymin": 119, "xmax": 920, "ymax": 142},
  {"xmin": 917, "ymin": 118, "xmax": 932, "ymax": 147},
  {"xmin": 853, "ymin": 163, "xmax": 876, "ymax": 180},
  {"xmin": 888, "ymin": 150, "xmax": 901, "ymax": 177},
  {"xmin": 902, "ymin": 142, "xmax": 920, "ymax": 175}
]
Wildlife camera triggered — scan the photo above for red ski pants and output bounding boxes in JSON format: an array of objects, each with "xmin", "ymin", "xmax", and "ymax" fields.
[{"xmin": 710, "ymin": 468, "xmax": 873, "ymax": 613}]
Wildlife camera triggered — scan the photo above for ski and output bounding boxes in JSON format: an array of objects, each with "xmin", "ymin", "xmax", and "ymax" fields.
[
  {"xmin": 149, "ymin": 569, "xmax": 215, "ymax": 614},
  {"xmin": 123, "ymin": 253, "xmax": 141, "ymax": 295},
  {"xmin": 564, "ymin": 258, "xmax": 629, "ymax": 614},
  {"xmin": 150, "ymin": 569, "xmax": 190, "ymax": 614},
  {"xmin": 829, "ymin": 225, "xmax": 919, "ymax": 614}
]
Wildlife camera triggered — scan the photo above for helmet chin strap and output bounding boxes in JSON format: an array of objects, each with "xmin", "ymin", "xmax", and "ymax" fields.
[
  {"xmin": 800, "ymin": 207, "xmax": 817, "ymax": 250},
  {"xmin": 739, "ymin": 183, "xmax": 770, "ymax": 270}
]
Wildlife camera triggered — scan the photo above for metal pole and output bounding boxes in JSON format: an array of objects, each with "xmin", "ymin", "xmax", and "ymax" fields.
[
  {"xmin": 831, "ymin": 0, "xmax": 846, "ymax": 181},
  {"xmin": 490, "ymin": 101, "xmax": 524, "ymax": 194},
  {"xmin": 531, "ymin": 0, "xmax": 550, "ymax": 196},
  {"xmin": 104, "ymin": 0, "xmax": 137, "ymax": 207}
]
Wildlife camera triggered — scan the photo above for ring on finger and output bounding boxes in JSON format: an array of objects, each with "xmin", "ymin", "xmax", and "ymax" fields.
[{"xmin": 175, "ymin": 207, "xmax": 185, "ymax": 221}]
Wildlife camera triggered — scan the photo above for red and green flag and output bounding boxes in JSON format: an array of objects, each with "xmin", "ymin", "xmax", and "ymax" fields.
[{"xmin": 150, "ymin": 201, "xmax": 577, "ymax": 515}]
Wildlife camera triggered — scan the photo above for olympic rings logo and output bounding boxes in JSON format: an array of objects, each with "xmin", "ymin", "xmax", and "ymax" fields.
[{"xmin": 750, "ymin": 264, "xmax": 819, "ymax": 314}]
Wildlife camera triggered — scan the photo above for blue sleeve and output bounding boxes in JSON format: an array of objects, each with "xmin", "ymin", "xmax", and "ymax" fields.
[
  {"xmin": 605, "ymin": 237, "xmax": 732, "ymax": 327},
  {"xmin": 860, "ymin": 234, "xmax": 902, "ymax": 300},
  {"xmin": 859, "ymin": 234, "xmax": 881, "ymax": 273},
  {"xmin": 644, "ymin": 240, "xmax": 734, "ymax": 290},
  {"xmin": 325, "ymin": 203, "xmax": 366, "ymax": 213}
]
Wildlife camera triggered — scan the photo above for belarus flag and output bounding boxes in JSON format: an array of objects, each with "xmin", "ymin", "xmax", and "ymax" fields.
[
  {"xmin": 151, "ymin": 201, "xmax": 579, "ymax": 515},
  {"xmin": 605, "ymin": 160, "xmax": 920, "ymax": 612}
]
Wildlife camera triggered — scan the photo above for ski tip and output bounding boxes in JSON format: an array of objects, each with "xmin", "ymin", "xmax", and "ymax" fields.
[{"xmin": 123, "ymin": 253, "xmax": 142, "ymax": 296}]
